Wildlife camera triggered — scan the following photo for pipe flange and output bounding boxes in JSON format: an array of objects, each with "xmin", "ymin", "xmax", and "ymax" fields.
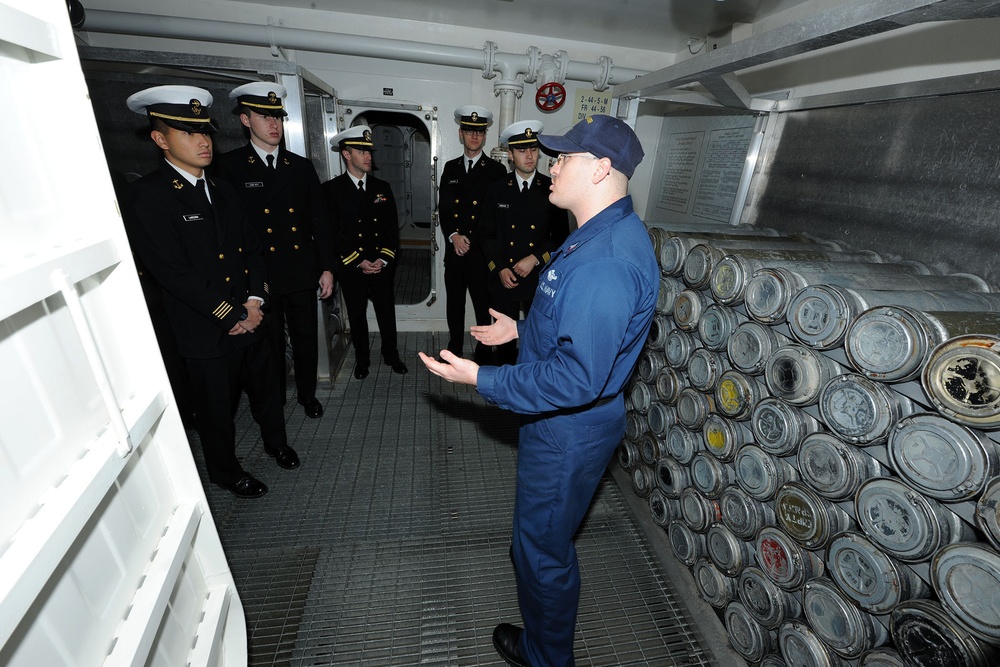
[
  {"xmin": 523, "ymin": 46, "xmax": 542, "ymax": 84},
  {"xmin": 493, "ymin": 81, "xmax": 524, "ymax": 99},
  {"xmin": 483, "ymin": 40, "xmax": 498, "ymax": 79},
  {"xmin": 554, "ymin": 50, "xmax": 569, "ymax": 83},
  {"xmin": 593, "ymin": 55, "xmax": 613, "ymax": 92}
]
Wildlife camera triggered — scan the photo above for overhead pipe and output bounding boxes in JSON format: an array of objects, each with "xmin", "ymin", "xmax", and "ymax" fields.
[{"xmin": 81, "ymin": 10, "xmax": 648, "ymax": 135}]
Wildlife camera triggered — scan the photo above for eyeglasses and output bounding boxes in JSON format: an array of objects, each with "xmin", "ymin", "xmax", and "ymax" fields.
[{"xmin": 548, "ymin": 153, "xmax": 598, "ymax": 169}]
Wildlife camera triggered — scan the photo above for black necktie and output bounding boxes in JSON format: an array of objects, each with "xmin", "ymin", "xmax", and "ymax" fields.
[
  {"xmin": 358, "ymin": 179, "xmax": 364, "ymax": 192},
  {"xmin": 521, "ymin": 180, "xmax": 529, "ymax": 194},
  {"xmin": 266, "ymin": 154, "xmax": 275, "ymax": 169},
  {"xmin": 468, "ymin": 159, "xmax": 473, "ymax": 173},
  {"xmin": 196, "ymin": 178, "xmax": 211, "ymax": 204}
]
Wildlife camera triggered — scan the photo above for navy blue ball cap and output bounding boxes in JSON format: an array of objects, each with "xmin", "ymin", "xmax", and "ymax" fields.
[
  {"xmin": 126, "ymin": 85, "xmax": 218, "ymax": 134},
  {"xmin": 537, "ymin": 114, "xmax": 644, "ymax": 178}
]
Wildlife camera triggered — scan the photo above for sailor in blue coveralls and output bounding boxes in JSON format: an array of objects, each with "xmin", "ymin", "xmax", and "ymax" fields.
[{"xmin": 420, "ymin": 115, "xmax": 658, "ymax": 667}]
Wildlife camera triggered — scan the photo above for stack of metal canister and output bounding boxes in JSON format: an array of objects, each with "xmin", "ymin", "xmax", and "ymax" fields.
[{"xmin": 622, "ymin": 223, "xmax": 1000, "ymax": 667}]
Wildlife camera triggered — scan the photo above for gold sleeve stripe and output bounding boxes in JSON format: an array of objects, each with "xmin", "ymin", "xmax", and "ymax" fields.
[
  {"xmin": 381, "ymin": 249, "xmax": 396, "ymax": 259},
  {"xmin": 213, "ymin": 302, "xmax": 234, "ymax": 319},
  {"xmin": 343, "ymin": 251, "xmax": 360, "ymax": 264}
]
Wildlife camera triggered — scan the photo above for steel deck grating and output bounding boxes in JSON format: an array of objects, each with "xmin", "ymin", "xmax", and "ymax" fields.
[{"xmin": 194, "ymin": 331, "xmax": 715, "ymax": 666}]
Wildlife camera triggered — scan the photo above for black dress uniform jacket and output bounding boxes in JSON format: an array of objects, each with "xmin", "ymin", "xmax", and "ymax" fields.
[
  {"xmin": 480, "ymin": 171, "xmax": 569, "ymax": 301},
  {"xmin": 213, "ymin": 144, "xmax": 333, "ymax": 292},
  {"xmin": 438, "ymin": 154, "xmax": 506, "ymax": 266},
  {"xmin": 123, "ymin": 161, "xmax": 266, "ymax": 359},
  {"xmin": 322, "ymin": 172, "xmax": 399, "ymax": 271}
]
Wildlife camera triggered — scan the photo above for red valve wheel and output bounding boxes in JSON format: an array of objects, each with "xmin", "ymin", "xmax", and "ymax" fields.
[{"xmin": 535, "ymin": 82, "xmax": 566, "ymax": 112}]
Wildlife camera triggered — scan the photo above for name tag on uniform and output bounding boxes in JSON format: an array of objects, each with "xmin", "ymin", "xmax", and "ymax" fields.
[
  {"xmin": 245, "ymin": 181, "xmax": 264, "ymax": 188},
  {"xmin": 183, "ymin": 214, "xmax": 205, "ymax": 222},
  {"xmin": 447, "ymin": 179, "xmax": 459, "ymax": 185},
  {"xmin": 497, "ymin": 203, "xmax": 509, "ymax": 209}
]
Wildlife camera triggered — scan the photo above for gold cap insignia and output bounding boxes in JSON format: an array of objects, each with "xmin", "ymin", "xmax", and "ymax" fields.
[
  {"xmin": 363, "ymin": 130, "xmax": 373, "ymax": 143},
  {"xmin": 525, "ymin": 128, "xmax": 533, "ymax": 138},
  {"xmin": 267, "ymin": 91, "xmax": 277, "ymax": 103},
  {"xmin": 471, "ymin": 112, "xmax": 479, "ymax": 122},
  {"xmin": 190, "ymin": 99, "xmax": 203, "ymax": 115}
]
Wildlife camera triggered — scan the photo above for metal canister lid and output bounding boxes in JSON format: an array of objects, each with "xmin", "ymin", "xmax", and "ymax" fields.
[
  {"xmin": 707, "ymin": 521, "xmax": 754, "ymax": 576},
  {"xmin": 745, "ymin": 267, "xmax": 806, "ymax": 325},
  {"xmin": 666, "ymin": 423, "xmax": 701, "ymax": 464},
  {"xmin": 760, "ymin": 656, "xmax": 788, "ymax": 667},
  {"xmin": 617, "ymin": 439, "xmax": 640, "ymax": 470},
  {"xmin": 680, "ymin": 487, "xmax": 722, "ymax": 533},
  {"xmin": 646, "ymin": 401, "xmax": 676, "ymax": 436},
  {"xmin": 922, "ymin": 334, "xmax": 1000, "ymax": 430},
  {"xmin": 932, "ymin": 542, "xmax": 1000, "ymax": 646},
  {"xmin": 756, "ymin": 525, "xmax": 825, "ymax": 591},
  {"xmin": 636, "ymin": 348, "xmax": 667, "ymax": 383},
  {"xmin": 845, "ymin": 305, "xmax": 942, "ymax": 382},
  {"xmin": 664, "ymin": 328, "xmax": 699, "ymax": 369},
  {"xmin": 788, "ymin": 284, "xmax": 865, "ymax": 350},
  {"xmin": 710, "ymin": 254, "xmax": 756, "ymax": 305},
  {"xmin": 975, "ymin": 476, "xmax": 1000, "ymax": 551},
  {"xmin": 725, "ymin": 601, "xmax": 779, "ymax": 662},
  {"xmin": 673, "ymin": 288, "xmax": 712, "ymax": 331},
  {"xmin": 891, "ymin": 599, "xmax": 999, "ymax": 667},
  {"xmin": 648, "ymin": 488, "xmax": 679, "ymax": 527},
  {"xmin": 699, "ymin": 303, "xmax": 743, "ymax": 351},
  {"xmin": 630, "ymin": 464, "xmax": 654, "ymax": 497},
  {"xmin": 826, "ymin": 530, "xmax": 929, "ymax": 615},
  {"xmin": 803, "ymin": 576, "xmax": 888, "ymax": 658},
  {"xmin": 751, "ymin": 396, "xmax": 819, "ymax": 456},
  {"xmin": 659, "ymin": 235, "xmax": 696, "ymax": 276},
  {"xmin": 676, "ymin": 388, "xmax": 714, "ymax": 430},
  {"xmin": 736, "ymin": 445, "xmax": 799, "ymax": 501},
  {"xmin": 721, "ymin": 485, "xmax": 776, "ymax": 540},
  {"xmin": 655, "ymin": 456, "xmax": 690, "ymax": 498},
  {"xmin": 693, "ymin": 556, "xmax": 738, "ymax": 608},
  {"xmin": 638, "ymin": 432, "xmax": 664, "ymax": 466},
  {"xmin": 888, "ymin": 412, "xmax": 999, "ymax": 501},
  {"xmin": 628, "ymin": 380, "xmax": 652, "ymax": 415},
  {"xmin": 738, "ymin": 565, "xmax": 802, "ymax": 629},
  {"xmin": 703, "ymin": 413, "xmax": 752, "ymax": 462},
  {"xmin": 647, "ymin": 313, "xmax": 673, "ymax": 348},
  {"xmin": 668, "ymin": 518, "xmax": 708, "ymax": 564},
  {"xmin": 765, "ymin": 344, "xmax": 846, "ymax": 407},
  {"xmin": 855, "ymin": 477, "xmax": 966, "ymax": 563},
  {"xmin": 691, "ymin": 452, "xmax": 737, "ymax": 499},
  {"xmin": 819, "ymin": 373, "xmax": 914, "ymax": 444},
  {"xmin": 728, "ymin": 320, "xmax": 783, "ymax": 375},
  {"xmin": 715, "ymin": 369, "xmax": 764, "ymax": 421},
  {"xmin": 798, "ymin": 432, "xmax": 885, "ymax": 501},
  {"xmin": 688, "ymin": 348, "xmax": 730, "ymax": 392},
  {"xmin": 779, "ymin": 619, "xmax": 849, "ymax": 667},
  {"xmin": 656, "ymin": 277, "xmax": 684, "ymax": 314},
  {"xmin": 776, "ymin": 482, "xmax": 854, "ymax": 550},
  {"xmin": 683, "ymin": 243, "xmax": 725, "ymax": 289},
  {"xmin": 655, "ymin": 366, "xmax": 688, "ymax": 404},
  {"xmin": 858, "ymin": 647, "xmax": 906, "ymax": 667}
]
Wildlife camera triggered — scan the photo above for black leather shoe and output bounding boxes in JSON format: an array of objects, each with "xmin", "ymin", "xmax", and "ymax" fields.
[
  {"xmin": 353, "ymin": 363, "xmax": 370, "ymax": 379},
  {"xmin": 301, "ymin": 397, "xmax": 323, "ymax": 419},
  {"xmin": 492, "ymin": 624, "xmax": 529, "ymax": 667},
  {"xmin": 385, "ymin": 358, "xmax": 409, "ymax": 374},
  {"xmin": 265, "ymin": 445, "xmax": 300, "ymax": 470},
  {"xmin": 220, "ymin": 474, "xmax": 268, "ymax": 499}
]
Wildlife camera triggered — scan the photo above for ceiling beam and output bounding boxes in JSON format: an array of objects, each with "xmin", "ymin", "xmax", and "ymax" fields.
[{"xmin": 613, "ymin": 0, "xmax": 1000, "ymax": 102}]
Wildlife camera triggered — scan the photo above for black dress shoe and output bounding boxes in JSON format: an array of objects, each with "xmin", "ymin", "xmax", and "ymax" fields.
[
  {"xmin": 301, "ymin": 397, "xmax": 323, "ymax": 419},
  {"xmin": 265, "ymin": 445, "xmax": 300, "ymax": 470},
  {"xmin": 492, "ymin": 624, "xmax": 529, "ymax": 667},
  {"xmin": 385, "ymin": 358, "xmax": 409, "ymax": 374},
  {"xmin": 220, "ymin": 474, "xmax": 268, "ymax": 499},
  {"xmin": 353, "ymin": 363, "xmax": 370, "ymax": 379}
]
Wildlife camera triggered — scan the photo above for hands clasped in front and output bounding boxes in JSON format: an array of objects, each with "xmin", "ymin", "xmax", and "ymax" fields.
[
  {"xmin": 418, "ymin": 308, "xmax": 518, "ymax": 386},
  {"xmin": 229, "ymin": 300, "xmax": 263, "ymax": 335}
]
